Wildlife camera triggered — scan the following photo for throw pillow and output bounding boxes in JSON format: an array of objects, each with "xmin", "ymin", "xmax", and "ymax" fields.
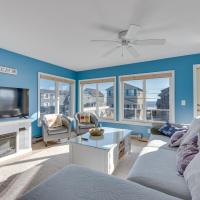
[
  {"xmin": 84, "ymin": 113, "xmax": 90, "ymax": 123},
  {"xmin": 169, "ymin": 129, "xmax": 187, "ymax": 147},
  {"xmin": 53, "ymin": 116, "xmax": 62, "ymax": 127},
  {"xmin": 181, "ymin": 117, "xmax": 200, "ymax": 146},
  {"xmin": 80, "ymin": 113, "xmax": 90, "ymax": 123},
  {"xmin": 184, "ymin": 152, "xmax": 200, "ymax": 200},
  {"xmin": 45, "ymin": 115, "xmax": 62, "ymax": 128},
  {"xmin": 159, "ymin": 122, "xmax": 185, "ymax": 137},
  {"xmin": 80, "ymin": 114, "xmax": 85, "ymax": 123},
  {"xmin": 176, "ymin": 135, "xmax": 199, "ymax": 175}
]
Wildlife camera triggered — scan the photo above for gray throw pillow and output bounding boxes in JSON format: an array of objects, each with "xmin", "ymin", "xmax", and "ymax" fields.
[{"xmin": 181, "ymin": 117, "xmax": 200, "ymax": 146}]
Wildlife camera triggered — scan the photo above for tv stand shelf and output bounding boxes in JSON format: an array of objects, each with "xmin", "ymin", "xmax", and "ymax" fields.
[{"xmin": 0, "ymin": 118, "xmax": 32, "ymax": 162}]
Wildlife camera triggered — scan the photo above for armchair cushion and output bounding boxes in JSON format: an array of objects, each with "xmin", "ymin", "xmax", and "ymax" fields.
[
  {"xmin": 45, "ymin": 114, "xmax": 62, "ymax": 128},
  {"xmin": 48, "ymin": 126, "xmax": 68, "ymax": 135},
  {"xmin": 79, "ymin": 123, "xmax": 95, "ymax": 129}
]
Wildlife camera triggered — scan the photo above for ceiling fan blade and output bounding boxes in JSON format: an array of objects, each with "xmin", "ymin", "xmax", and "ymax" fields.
[
  {"xmin": 102, "ymin": 46, "xmax": 121, "ymax": 57},
  {"xmin": 124, "ymin": 24, "xmax": 141, "ymax": 39},
  {"xmin": 91, "ymin": 39, "xmax": 120, "ymax": 44},
  {"xmin": 132, "ymin": 39, "xmax": 166, "ymax": 45},
  {"xmin": 127, "ymin": 45, "xmax": 139, "ymax": 57}
]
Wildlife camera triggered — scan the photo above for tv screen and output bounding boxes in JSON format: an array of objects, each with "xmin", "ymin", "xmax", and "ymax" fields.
[{"xmin": 0, "ymin": 87, "xmax": 29, "ymax": 118}]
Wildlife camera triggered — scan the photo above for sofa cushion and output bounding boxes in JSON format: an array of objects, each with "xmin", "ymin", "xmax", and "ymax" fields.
[
  {"xmin": 147, "ymin": 134, "xmax": 177, "ymax": 151},
  {"xmin": 127, "ymin": 147, "xmax": 191, "ymax": 200},
  {"xmin": 184, "ymin": 152, "xmax": 200, "ymax": 200},
  {"xmin": 19, "ymin": 165, "xmax": 181, "ymax": 200}
]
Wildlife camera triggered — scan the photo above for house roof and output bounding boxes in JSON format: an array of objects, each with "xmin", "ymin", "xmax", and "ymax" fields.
[
  {"xmin": 84, "ymin": 88, "xmax": 104, "ymax": 97},
  {"xmin": 106, "ymin": 83, "xmax": 143, "ymax": 91}
]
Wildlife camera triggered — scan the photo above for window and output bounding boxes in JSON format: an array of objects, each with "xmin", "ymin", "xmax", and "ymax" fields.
[
  {"xmin": 44, "ymin": 93, "xmax": 50, "ymax": 99},
  {"xmin": 44, "ymin": 102, "xmax": 50, "ymax": 107},
  {"xmin": 80, "ymin": 77, "xmax": 116, "ymax": 120},
  {"xmin": 120, "ymin": 72, "xmax": 174, "ymax": 123},
  {"xmin": 38, "ymin": 73, "xmax": 75, "ymax": 124}
]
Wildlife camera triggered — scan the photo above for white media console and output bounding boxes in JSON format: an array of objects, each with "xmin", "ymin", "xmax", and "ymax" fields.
[{"xmin": 0, "ymin": 118, "xmax": 32, "ymax": 162}]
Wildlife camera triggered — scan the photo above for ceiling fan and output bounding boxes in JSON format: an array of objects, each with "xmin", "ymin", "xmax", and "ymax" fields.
[{"xmin": 91, "ymin": 24, "xmax": 166, "ymax": 57}]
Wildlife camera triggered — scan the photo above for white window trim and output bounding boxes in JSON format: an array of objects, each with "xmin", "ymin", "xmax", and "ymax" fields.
[
  {"xmin": 119, "ymin": 70, "xmax": 175, "ymax": 124},
  {"xmin": 193, "ymin": 64, "xmax": 200, "ymax": 118},
  {"xmin": 79, "ymin": 76, "xmax": 117, "ymax": 121},
  {"xmin": 38, "ymin": 72, "xmax": 76, "ymax": 126}
]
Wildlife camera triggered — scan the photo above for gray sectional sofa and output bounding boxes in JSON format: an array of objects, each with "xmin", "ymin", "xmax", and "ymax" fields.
[
  {"xmin": 19, "ymin": 132, "xmax": 190, "ymax": 200},
  {"xmin": 19, "ymin": 165, "xmax": 181, "ymax": 200},
  {"xmin": 127, "ymin": 134, "xmax": 191, "ymax": 199}
]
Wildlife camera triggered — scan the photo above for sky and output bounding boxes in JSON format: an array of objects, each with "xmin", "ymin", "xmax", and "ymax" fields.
[{"xmin": 40, "ymin": 79, "xmax": 70, "ymax": 91}]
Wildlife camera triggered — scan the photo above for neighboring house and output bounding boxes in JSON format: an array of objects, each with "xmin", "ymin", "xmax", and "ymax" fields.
[
  {"xmin": 156, "ymin": 87, "xmax": 169, "ymax": 109},
  {"xmin": 40, "ymin": 89, "xmax": 71, "ymax": 116},
  {"xmin": 83, "ymin": 88, "xmax": 104, "ymax": 107},
  {"xmin": 106, "ymin": 84, "xmax": 144, "ymax": 119},
  {"xmin": 146, "ymin": 87, "xmax": 170, "ymax": 121}
]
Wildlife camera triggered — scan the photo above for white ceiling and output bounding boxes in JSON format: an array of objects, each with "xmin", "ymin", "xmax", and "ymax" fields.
[{"xmin": 0, "ymin": 0, "xmax": 200, "ymax": 71}]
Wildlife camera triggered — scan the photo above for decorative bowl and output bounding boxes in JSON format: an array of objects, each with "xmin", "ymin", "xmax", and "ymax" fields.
[
  {"xmin": 89, "ymin": 128, "xmax": 104, "ymax": 136},
  {"xmin": 89, "ymin": 135, "xmax": 104, "ymax": 141}
]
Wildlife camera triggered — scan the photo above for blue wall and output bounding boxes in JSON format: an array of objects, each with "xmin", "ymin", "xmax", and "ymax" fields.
[
  {"xmin": 1, "ymin": 47, "xmax": 200, "ymax": 138},
  {"xmin": 78, "ymin": 54, "xmax": 200, "ymax": 136},
  {"xmin": 0, "ymin": 49, "xmax": 77, "ymax": 137}
]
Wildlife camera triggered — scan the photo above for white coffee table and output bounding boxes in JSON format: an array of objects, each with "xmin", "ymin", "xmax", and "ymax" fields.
[{"xmin": 69, "ymin": 127, "xmax": 132, "ymax": 174}]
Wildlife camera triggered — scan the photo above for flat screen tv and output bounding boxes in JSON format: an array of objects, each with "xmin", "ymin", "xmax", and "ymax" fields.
[{"xmin": 0, "ymin": 87, "xmax": 29, "ymax": 118}]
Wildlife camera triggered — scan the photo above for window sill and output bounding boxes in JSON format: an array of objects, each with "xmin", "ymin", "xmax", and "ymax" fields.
[
  {"xmin": 98, "ymin": 118, "xmax": 117, "ymax": 123},
  {"xmin": 99, "ymin": 119, "xmax": 166, "ymax": 127},
  {"xmin": 119, "ymin": 120, "xmax": 153, "ymax": 127}
]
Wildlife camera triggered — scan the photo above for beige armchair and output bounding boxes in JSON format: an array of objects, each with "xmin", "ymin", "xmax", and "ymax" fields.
[{"xmin": 42, "ymin": 114, "xmax": 72, "ymax": 146}]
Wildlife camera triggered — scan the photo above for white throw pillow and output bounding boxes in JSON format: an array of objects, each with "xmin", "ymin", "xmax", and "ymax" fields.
[
  {"xmin": 45, "ymin": 114, "xmax": 62, "ymax": 128},
  {"xmin": 181, "ymin": 117, "xmax": 200, "ymax": 146},
  {"xmin": 184, "ymin": 152, "xmax": 200, "ymax": 200}
]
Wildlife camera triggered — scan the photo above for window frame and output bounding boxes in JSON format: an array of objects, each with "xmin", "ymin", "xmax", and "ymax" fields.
[
  {"xmin": 119, "ymin": 71, "xmax": 175, "ymax": 124},
  {"xmin": 79, "ymin": 76, "xmax": 116, "ymax": 122},
  {"xmin": 193, "ymin": 64, "xmax": 200, "ymax": 118},
  {"xmin": 38, "ymin": 72, "xmax": 75, "ymax": 126}
]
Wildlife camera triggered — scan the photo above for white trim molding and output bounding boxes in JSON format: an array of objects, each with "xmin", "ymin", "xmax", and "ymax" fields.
[
  {"xmin": 193, "ymin": 64, "xmax": 200, "ymax": 118},
  {"xmin": 79, "ymin": 76, "xmax": 117, "ymax": 121},
  {"xmin": 38, "ymin": 72, "xmax": 76, "ymax": 126}
]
